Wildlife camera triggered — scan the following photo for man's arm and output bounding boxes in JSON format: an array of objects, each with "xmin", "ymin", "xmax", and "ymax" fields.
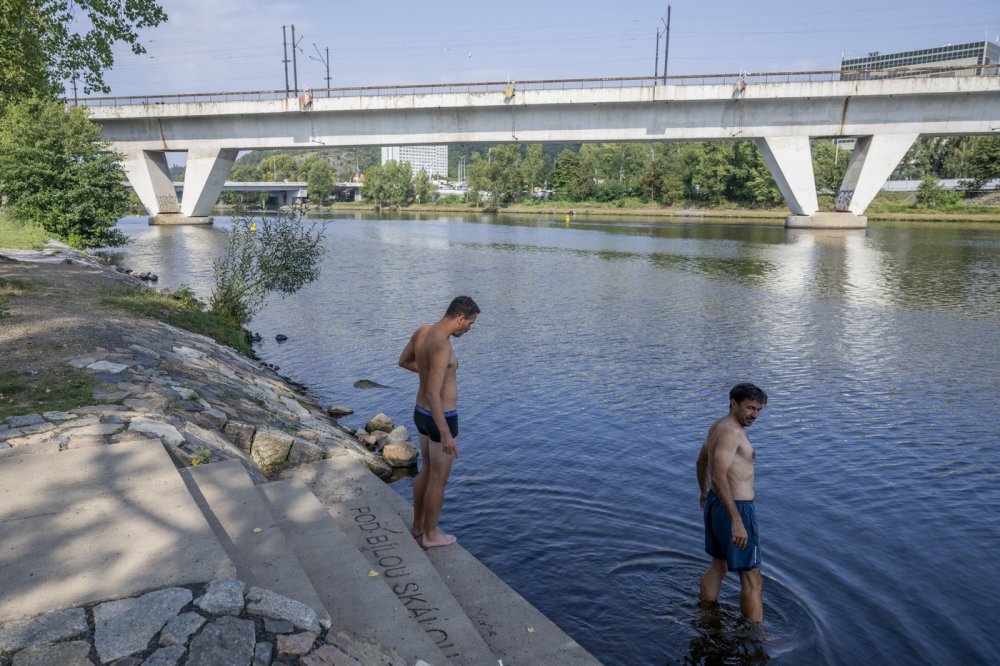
[
  {"xmin": 696, "ymin": 437, "xmax": 710, "ymax": 510},
  {"xmin": 398, "ymin": 331, "xmax": 419, "ymax": 373},
  {"xmin": 711, "ymin": 430, "xmax": 748, "ymax": 549},
  {"xmin": 423, "ymin": 340, "xmax": 458, "ymax": 458}
]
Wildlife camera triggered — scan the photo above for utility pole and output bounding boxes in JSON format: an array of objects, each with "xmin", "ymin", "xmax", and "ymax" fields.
[
  {"xmin": 655, "ymin": 29, "xmax": 660, "ymax": 79},
  {"xmin": 291, "ymin": 24, "xmax": 303, "ymax": 95},
  {"xmin": 310, "ymin": 44, "xmax": 331, "ymax": 96},
  {"xmin": 282, "ymin": 26, "xmax": 290, "ymax": 93},
  {"xmin": 662, "ymin": 4, "xmax": 671, "ymax": 84}
]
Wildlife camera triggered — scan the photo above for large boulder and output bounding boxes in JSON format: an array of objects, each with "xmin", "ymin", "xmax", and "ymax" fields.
[
  {"xmin": 382, "ymin": 440, "xmax": 418, "ymax": 468},
  {"xmin": 365, "ymin": 413, "xmax": 395, "ymax": 434},
  {"xmin": 250, "ymin": 427, "xmax": 294, "ymax": 467},
  {"xmin": 326, "ymin": 405, "xmax": 354, "ymax": 418}
]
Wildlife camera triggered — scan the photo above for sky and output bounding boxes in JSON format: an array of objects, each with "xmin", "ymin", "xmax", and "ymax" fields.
[{"xmin": 90, "ymin": 0, "xmax": 1000, "ymax": 98}]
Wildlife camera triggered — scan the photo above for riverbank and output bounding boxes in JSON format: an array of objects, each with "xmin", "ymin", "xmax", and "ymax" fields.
[
  {"xmin": 0, "ymin": 243, "xmax": 598, "ymax": 665},
  {"xmin": 299, "ymin": 201, "xmax": 1000, "ymax": 225}
]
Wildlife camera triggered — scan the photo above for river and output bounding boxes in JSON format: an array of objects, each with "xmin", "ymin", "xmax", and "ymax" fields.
[{"xmin": 115, "ymin": 212, "xmax": 1000, "ymax": 665}]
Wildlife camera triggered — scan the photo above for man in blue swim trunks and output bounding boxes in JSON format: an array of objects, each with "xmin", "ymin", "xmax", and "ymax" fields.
[
  {"xmin": 398, "ymin": 296, "xmax": 479, "ymax": 549},
  {"xmin": 696, "ymin": 382, "xmax": 768, "ymax": 622}
]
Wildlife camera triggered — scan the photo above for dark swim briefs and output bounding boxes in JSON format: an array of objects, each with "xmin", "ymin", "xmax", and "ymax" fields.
[
  {"xmin": 704, "ymin": 489, "xmax": 761, "ymax": 571},
  {"xmin": 413, "ymin": 404, "xmax": 458, "ymax": 443}
]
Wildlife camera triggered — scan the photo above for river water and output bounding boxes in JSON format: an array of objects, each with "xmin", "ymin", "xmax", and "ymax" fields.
[{"xmin": 115, "ymin": 213, "xmax": 999, "ymax": 665}]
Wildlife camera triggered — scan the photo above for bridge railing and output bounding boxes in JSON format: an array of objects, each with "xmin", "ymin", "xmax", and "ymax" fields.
[{"xmin": 72, "ymin": 64, "xmax": 999, "ymax": 107}]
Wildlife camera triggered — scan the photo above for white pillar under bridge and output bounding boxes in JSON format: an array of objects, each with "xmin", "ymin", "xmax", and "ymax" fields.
[
  {"xmin": 756, "ymin": 133, "xmax": 919, "ymax": 229},
  {"xmin": 121, "ymin": 148, "xmax": 237, "ymax": 224},
  {"xmin": 91, "ymin": 73, "xmax": 999, "ymax": 228}
]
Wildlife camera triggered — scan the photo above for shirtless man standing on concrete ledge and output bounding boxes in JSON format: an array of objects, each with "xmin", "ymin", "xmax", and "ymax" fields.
[
  {"xmin": 696, "ymin": 382, "xmax": 768, "ymax": 622},
  {"xmin": 398, "ymin": 296, "xmax": 479, "ymax": 549}
]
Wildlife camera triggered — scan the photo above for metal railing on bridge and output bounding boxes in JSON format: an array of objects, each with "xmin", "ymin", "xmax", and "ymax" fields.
[{"xmin": 71, "ymin": 64, "xmax": 999, "ymax": 107}]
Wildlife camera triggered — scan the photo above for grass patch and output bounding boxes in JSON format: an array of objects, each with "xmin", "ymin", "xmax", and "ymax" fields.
[
  {"xmin": 0, "ymin": 276, "xmax": 41, "ymax": 296},
  {"xmin": 0, "ymin": 367, "xmax": 102, "ymax": 418},
  {"xmin": 102, "ymin": 285, "xmax": 251, "ymax": 356},
  {"xmin": 0, "ymin": 213, "xmax": 50, "ymax": 250}
]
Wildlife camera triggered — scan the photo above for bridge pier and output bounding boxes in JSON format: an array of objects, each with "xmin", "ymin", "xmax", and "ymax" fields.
[
  {"xmin": 755, "ymin": 136, "xmax": 819, "ymax": 217},
  {"xmin": 757, "ymin": 133, "xmax": 919, "ymax": 229},
  {"xmin": 122, "ymin": 150, "xmax": 181, "ymax": 218},
  {"xmin": 180, "ymin": 148, "xmax": 238, "ymax": 218},
  {"xmin": 122, "ymin": 148, "xmax": 236, "ymax": 224},
  {"xmin": 834, "ymin": 134, "xmax": 918, "ymax": 215}
]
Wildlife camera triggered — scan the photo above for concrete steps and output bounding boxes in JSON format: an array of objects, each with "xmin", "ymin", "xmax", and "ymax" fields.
[
  {"xmin": 0, "ymin": 440, "xmax": 234, "ymax": 624},
  {"xmin": 286, "ymin": 448, "xmax": 600, "ymax": 666},
  {"xmin": 257, "ymin": 478, "xmax": 449, "ymax": 665},
  {"xmin": 179, "ymin": 460, "xmax": 331, "ymax": 627}
]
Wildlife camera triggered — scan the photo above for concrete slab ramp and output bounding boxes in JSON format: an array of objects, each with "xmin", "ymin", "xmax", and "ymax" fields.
[{"xmin": 0, "ymin": 441, "xmax": 234, "ymax": 623}]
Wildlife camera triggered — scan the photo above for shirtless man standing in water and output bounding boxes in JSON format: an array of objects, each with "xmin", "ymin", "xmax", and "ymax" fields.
[
  {"xmin": 696, "ymin": 383, "xmax": 768, "ymax": 622},
  {"xmin": 398, "ymin": 296, "xmax": 479, "ymax": 549}
]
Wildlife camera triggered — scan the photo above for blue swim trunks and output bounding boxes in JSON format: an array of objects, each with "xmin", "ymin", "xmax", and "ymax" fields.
[
  {"xmin": 413, "ymin": 404, "xmax": 458, "ymax": 443},
  {"xmin": 704, "ymin": 490, "xmax": 761, "ymax": 571}
]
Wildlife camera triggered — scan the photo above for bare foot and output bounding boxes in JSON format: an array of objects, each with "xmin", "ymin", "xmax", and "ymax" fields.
[
  {"xmin": 421, "ymin": 531, "xmax": 458, "ymax": 549},
  {"xmin": 410, "ymin": 529, "xmax": 422, "ymax": 540}
]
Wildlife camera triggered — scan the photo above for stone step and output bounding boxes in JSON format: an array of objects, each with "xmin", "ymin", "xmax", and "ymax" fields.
[
  {"xmin": 286, "ymin": 450, "xmax": 497, "ymax": 666},
  {"xmin": 287, "ymin": 449, "xmax": 599, "ymax": 666},
  {"xmin": 178, "ymin": 460, "xmax": 331, "ymax": 627},
  {"xmin": 0, "ymin": 440, "xmax": 235, "ymax": 623},
  {"xmin": 257, "ymin": 479, "xmax": 450, "ymax": 665}
]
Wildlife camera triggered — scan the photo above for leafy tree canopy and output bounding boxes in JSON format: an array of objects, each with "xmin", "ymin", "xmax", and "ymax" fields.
[
  {"xmin": 0, "ymin": 96, "xmax": 128, "ymax": 246},
  {"xmin": 0, "ymin": 0, "xmax": 167, "ymax": 104}
]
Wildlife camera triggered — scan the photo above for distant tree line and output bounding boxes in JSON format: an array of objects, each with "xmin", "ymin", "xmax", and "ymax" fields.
[
  {"xmin": 201, "ymin": 136, "xmax": 999, "ymax": 212},
  {"xmin": 216, "ymin": 148, "xmax": 379, "ymax": 207}
]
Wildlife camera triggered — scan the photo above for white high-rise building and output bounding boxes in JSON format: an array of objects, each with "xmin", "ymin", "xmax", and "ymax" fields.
[{"xmin": 381, "ymin": 145, "xmax": 449, "ymax": 179}]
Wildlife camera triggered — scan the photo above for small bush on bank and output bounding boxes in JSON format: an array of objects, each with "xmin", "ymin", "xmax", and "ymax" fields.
[{"xmin": 210, "ymin": 209, "xmax": 325, "ymax": 329}]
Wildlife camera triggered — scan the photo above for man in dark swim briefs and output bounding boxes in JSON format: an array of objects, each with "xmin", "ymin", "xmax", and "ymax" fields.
[
  {"xmin": 695, "ymin": 382, "xmax": 768, "ymax": 623},
  {"xmin": 412, "ymin": 404, "xmax": 458, "ymax": 443},
  {"xmin": 398, "ymin": 296, "xmax": 479, "ymax": 549}
]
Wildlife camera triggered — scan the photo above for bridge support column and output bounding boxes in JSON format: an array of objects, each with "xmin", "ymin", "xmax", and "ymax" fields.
[
  {"xmin": 121, "ymin": 150, "xmax": 181, "ymax": 219},
  {"xmin": 755, "ymin": 137, "xmax": 818, "ymax": 215},
  {"xmin": 835, "ymin": 134, "xmax": 918, "ymax": 216},
  {"xmin": 179, "ymin": 148, "xmax": 238, "ymax": 222},
  {"xmin": 755, "ymin": 137, "xmax": 837, "ymax": 228}
]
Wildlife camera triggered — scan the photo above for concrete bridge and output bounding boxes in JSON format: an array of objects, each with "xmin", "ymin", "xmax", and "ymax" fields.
[{"xmin": 82, "ymin": 67, "xmax": 1000, "ymax": 228}]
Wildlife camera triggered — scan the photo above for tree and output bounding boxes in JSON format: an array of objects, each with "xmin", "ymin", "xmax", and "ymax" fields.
[
  {"xmin": 467, "ymin": 145, "xmax": 523, "ymax": 208},
  {"xmin": 413, "ymin": 168, "xmax": 435, "ymax": 204},
  {"xmin": 301, "ymin": 156, "xmax": 335, "ymax": 205},
  {"xmin": 0, "ymin": 0, "xmax": 166, "ymax": 105},
  {"xmin": 812, "ymin": 140, "xmax": 849, "ymax": 194},
  {"xmin": 210, "ymin": 210, "xmax": 325, "ymax": 328},
  {"xmin": 551, "ymin": 149, "xmax": 593, "ymax": 200},
  {"xmin": 0, "ymin": 97, "xmax": 128, "ymax": 246},
  {"xmin": 961, "ymin": 136, "xmax": 1000, "ymax": 192},
  {"xmin": 258, "ymin": 154, "xmax": 298, "ymax": 182},
  {"xmin": 640, "ymin": 143, "xmax": 685, "ymax": 205},
  {"xmin": 363, "ymin": 161, "xmax": 413, "ymax": 208},
  {"xmin": 521, "ymin": 144, "xmax": 550, "ymax": 194}
]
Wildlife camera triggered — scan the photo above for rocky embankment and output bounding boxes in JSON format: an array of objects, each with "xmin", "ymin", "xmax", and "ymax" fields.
[{"xmin": 0, "ymin": 244, "xmax": 424, "ymax": 665}]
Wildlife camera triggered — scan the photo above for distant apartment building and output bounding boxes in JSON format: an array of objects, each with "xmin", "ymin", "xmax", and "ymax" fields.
[
  {"xmin": 840, "ymin": 40, "xmax": 1000, "ymax": 79},
  {"xmin": 380, "ymin": 145, "xmax": 449, "ymax": 179}
]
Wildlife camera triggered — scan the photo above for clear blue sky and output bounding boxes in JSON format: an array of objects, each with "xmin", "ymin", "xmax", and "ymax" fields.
[{"xmin": 95, "ymin": 0, "xmax": 1000, "ymax": 97}]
